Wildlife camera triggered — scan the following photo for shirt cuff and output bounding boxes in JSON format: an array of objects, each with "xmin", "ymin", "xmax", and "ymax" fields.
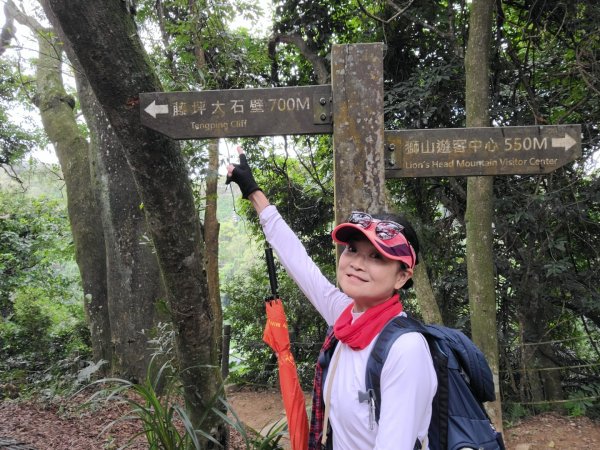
[{"xmin": 259, "ymin": 204, "xmax": 278, "ymax": 226}]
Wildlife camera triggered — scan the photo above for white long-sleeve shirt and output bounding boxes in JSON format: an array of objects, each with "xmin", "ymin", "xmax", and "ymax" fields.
[{"xmin": 260, "ymin": 205, "xmax": 437, "ymax": 450}]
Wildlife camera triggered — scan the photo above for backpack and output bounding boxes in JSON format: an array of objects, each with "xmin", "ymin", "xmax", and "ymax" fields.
[
  {"xmin": 317, "ymin": 315, "xmax": 505, "ymax": 450},
  {"xmin": 365, "ymin": 315, "xmax": 505, "ymax": 450}
]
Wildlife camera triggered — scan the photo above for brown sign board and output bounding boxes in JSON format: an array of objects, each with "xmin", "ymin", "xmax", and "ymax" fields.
[
  {"xmin": 139, "ymin": 85, "xmax": 333, "ymax": 139},
  {"xmin": 384, "ymin": 125, "xmax": 581, "ymax": 177}
]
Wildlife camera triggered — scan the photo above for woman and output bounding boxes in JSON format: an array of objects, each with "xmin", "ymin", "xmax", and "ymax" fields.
[{"xmin": 227, "ymin": 147, "xmax": 436, "ymax": 450}]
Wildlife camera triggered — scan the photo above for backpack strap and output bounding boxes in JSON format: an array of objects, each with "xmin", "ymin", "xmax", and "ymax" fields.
[
  {"xmin": 318, "ymin": 326, "xmax": 340, "ymax": 396},
  {"xmin": 309, "ymin": 326, "xmax": 339, "ymax": 450},
  {"xmin": 364, "ymin": 315, "xmax": 433, "ymax": 450},
  {"xmin": 322, "ymin": 345, "xmax": 342, "ymax": 447},
  {"xmin": 365, "ymin": 315, "xmax": 428, "ymax": 423}
]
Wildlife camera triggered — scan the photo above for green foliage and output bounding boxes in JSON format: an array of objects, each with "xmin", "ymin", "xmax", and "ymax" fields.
[
  {"xmin": 0, "ymin": 61, "xmax": 41, "ymax": 165},
  {"xmin": 488, "ymin": 0, "xmax": 600, "ymax": 405},
  {"xmin": 0, "ymin": 111, "xmax": 38, "ymax": 165},
  {"xmin": 385, "ymin": 61, "xmax": 465, "ymax": 129},
  {"xmin": 0, "ymin": 159, "xmax": 66, "ymax": 198},
  {"xmin": 218, "ymin": 218, "xmax": 263, "ymax": 282},
  {"xmin": 2, "ymin": 288, "xmax": 52, "ymax": 354},
  {"xmin": 0, "ymin": 189, "xmax": 89, "ymax": 395},
  {"xmin": 250, "ymin": 419, "xmax": 287, "ymax": 449},
  {"xmin": 81, "ymin": 322, "xmax": 214, "ymax": 449},
  {"xmin": 565, "ymin": 384, "xmax": 600, "ymax": 418},
  {"xmin": 0, "ymin": 286, "xmax": 91, "ymax": 396},
  {"xmin": 137, "ymin": 0, "xmax": 270, "ymax": 92},
  {"xmin": 503, "ymin": 401, "xmax": 531, "ymax": 426},
  {"xmin": 214, "ymin": 171, "xmax": 266, "ymax": 282},
  {"xmin": 0, "ymin": 191, "xmax": 76, "ymax": 313}
]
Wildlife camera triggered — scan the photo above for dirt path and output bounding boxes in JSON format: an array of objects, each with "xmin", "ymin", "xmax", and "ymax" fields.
[{"xmin": 1, "ymin": 387, "xmax": 599, "ymax": 449}]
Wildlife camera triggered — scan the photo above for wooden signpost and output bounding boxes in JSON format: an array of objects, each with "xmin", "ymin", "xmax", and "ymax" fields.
[
  {"xmin": 140, "ymin": 48, "xmax": 581, "ymax": 180},
  {"xmin": 139, "ymin": 42, "xmax": 582, "ymax": 266}
]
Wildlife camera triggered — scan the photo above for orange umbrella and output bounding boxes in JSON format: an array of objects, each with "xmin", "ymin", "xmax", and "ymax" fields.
[{"xmin": 262, "ymin": 247, "xmax": 308, "ymax": 450}]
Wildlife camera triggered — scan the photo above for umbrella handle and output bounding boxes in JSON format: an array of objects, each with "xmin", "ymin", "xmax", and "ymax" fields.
[{"xmin": 265, "ymin": 245, "xmax": 278, "ymax": 300}]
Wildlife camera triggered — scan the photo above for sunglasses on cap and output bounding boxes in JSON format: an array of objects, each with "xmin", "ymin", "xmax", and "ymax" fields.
[
  {"xmin": 346, "ymin": 211, "xmax": 405, "ymax": 241},
  {"xmin": 332, "ymin": 211, "xmax": 417, "ymax": 268}
]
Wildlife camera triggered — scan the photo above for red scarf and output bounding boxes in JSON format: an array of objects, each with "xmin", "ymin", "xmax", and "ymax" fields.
[{"xmin": 333, "ymin": 294, "xmax": 403, "ymax": 350}]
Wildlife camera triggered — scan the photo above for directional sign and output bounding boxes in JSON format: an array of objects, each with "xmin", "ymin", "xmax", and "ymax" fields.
[
  {"xmin": 140, "ymin": 85, "xmax": 333, "ymax": 139},
  {"xmin": 384, "ymin": 125, "xmax": 581, "ymax": 177}
]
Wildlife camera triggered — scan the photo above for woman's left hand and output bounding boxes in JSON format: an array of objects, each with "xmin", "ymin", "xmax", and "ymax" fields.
[{"xmin": 226, "ymin": 146, "xmax": 261, "ymax": 199}]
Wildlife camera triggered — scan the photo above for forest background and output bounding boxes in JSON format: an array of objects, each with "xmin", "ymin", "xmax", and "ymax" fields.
[{"xmin": 0, "ymin": 0, "xmax": 599, "ymax": 447}]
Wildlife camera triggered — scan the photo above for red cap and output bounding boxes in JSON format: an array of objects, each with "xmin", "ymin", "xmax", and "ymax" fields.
[{"xmin": 332, "ymin": 221, "xmax": 417, "ymax": 269}]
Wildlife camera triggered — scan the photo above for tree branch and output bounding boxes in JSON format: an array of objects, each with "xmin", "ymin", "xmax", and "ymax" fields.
[
  {"xmin": 581, "ymin": 314, "xmax": 600, "ymax": 360},
  {"xmin": 356, "ymin": 0, "xmax": 414, "ymax": 25},
  {"xmin": 4, "ymin": 0, "xmax": 45, "ymax": 34},
  {"xmin": 576, "ymin": 43, "xmax": 600, "ymax": 96},
  {"xmin": 0, "ymin": 1, "xmax": 16, "ymax": 56},
  {"xmin": 269, "ymin": 32, "xmax": 329, "ymax": 84},
  {"xmin": 0, "ymin": 162, "xmax": 24, "ymax": 189},
  {"xmin": 2, "ymin": 0, "xmax": 66, "ymax": 73},
  {"xmin": 386, "ymin": 0, "xmax": 451, "ymax": 39}
]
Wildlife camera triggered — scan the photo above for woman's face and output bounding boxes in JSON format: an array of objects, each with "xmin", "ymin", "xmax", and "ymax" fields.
[{"xmin": 337, "ymin": 238, "xmax": 412, "ymax": 312}]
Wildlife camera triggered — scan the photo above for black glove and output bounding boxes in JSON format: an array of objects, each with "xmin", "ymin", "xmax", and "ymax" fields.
[{"xmin": 226, "ymin": 153, "xmax": 261, "ymax": 199}]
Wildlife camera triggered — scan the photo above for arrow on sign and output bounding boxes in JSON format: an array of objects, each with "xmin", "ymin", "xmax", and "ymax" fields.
[
  {"xmin": 551, "ymin": 133, "xmax": 577, "ymax": 151},
  {"xmin": 144, "ymin": 100, "xmax": 169, "ymax": 118}
]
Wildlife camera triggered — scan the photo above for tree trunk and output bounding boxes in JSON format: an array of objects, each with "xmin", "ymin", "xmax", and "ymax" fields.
[
  {"xmin": 74, "ymin": 66, "xmax": 166, "ymax": 381},
  {"xmin": 413, "ymin": 260, "xmax": 443, "ymax": 324},
  {"xmin": 186, "ymin": 2, "xmax": 224, "ymax": 376},
  {"xmin": 464, "ymin": 0, "xmax": 503, "ymax": 429},
  {"xmin": 204, "ymin": 140, "xmax": 223, "ymax": 367},
  {"xmin": 518, "ymin": 270, "xmax": 564, "ymax": 405},
  {"xmin": 6, "ymin": 0, "xmax": 112, "ymax": 367},
  {"xmin": 39, "ymin": 1, "xmax": 225, "ymax": 443}
]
